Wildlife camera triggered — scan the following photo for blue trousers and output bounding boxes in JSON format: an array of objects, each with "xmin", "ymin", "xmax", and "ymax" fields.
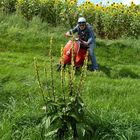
[{"xmin": 88, "ymin": 43, "xmax": 98, "ymax": 70}]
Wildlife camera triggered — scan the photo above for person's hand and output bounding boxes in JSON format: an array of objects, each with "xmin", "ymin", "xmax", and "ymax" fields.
[
  {"xmin": 82, "ymin": 41, "xmax": 89, "ymax": 47},
  {"xmin": 66, "ymin": 50, "xmax": 70, "ymax": 56},
  {"xmin": 65, "ymin": 32, "xmax": 71, "ymax": 37}
]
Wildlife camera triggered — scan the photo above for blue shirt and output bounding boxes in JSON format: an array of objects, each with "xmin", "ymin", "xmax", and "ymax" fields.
[{"xmin": 69, "ymin": 23, "xmax": 96, "ymax": 45}]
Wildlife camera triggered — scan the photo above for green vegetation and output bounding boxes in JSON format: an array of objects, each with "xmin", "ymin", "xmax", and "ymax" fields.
[
  {"xmin": 1, "ymin": 0, "xmax": 140, "ymax": 39},
  {"xmin": 0, "ymin": 13, "xmax": 140, "ymax": 139}
]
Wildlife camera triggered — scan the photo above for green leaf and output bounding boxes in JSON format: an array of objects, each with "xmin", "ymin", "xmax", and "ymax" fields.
[
  {"xmin": 42, "ymin": 116, "xmax": 51, "ymax": 129},
  {"xmin": 45, "ymin": 128, "xmax": 58, "ymax": 137},
  {"xmin": 76, "ymin": 123, "xmax": 86, "ymax": 139},
  {"xmin": 69, "ymin": 113, "xmax": 79, "ymax": 122}
]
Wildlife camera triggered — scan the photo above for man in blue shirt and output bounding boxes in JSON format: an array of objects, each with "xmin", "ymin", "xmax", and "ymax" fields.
[{"xmin": 65, "ymin": 17, "xmax": 98, "ymax": 71}]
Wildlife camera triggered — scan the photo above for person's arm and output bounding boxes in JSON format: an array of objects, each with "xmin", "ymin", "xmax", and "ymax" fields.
[
  {"xmin": 65, "ymin": 25, "xmax": 78, "ymax": 37},
  {"xmin": 87, "ymin": 26, "xmax": 95, "ymax": 45}
]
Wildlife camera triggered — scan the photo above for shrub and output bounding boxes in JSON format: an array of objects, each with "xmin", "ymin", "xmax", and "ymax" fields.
[
  {"xmin": 16, "ymin": 0, "xmax": 40, "ymax": 20},
  {"xmin": 1, "ymin": 0, "xmax": 17, "ymax": 13}
]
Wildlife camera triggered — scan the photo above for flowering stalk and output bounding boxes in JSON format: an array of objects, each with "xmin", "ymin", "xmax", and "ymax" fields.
[
  {"xmin": 49, "ymin": 37, "xmax": 55, "ymax": 101},
  {"xmin": 34, "ymin": 57, "xmax": 46, "ymax": 103},
  {"xmin": 68, "ymin": 34, "xmax": 76, "ymax": 96},
  {"xmin": 60, "ymin": 46, "xmax": 67, "ymax": 113},
  {"xmin": 44, "ymin": 65, "xmax": 51, "ymax": 99},
  {"xmin": 76, "ymin": 51, "xmax": 88, "ymax": 96}
]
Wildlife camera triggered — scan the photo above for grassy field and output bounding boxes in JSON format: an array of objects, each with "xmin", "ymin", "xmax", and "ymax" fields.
[{"xmin": 0, "ymin": 14, "xmax": 140, "ymax": 139}]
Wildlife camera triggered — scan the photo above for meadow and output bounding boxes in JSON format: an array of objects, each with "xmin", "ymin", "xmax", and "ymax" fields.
[{"xmin": 0, "ymin": 12, "xmax": 140, "ymax": 139}]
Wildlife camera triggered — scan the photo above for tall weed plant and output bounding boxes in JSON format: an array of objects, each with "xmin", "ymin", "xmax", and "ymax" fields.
[{"xmin": 33, "ymin": 38, "xmax": 95, "ymax": 140}]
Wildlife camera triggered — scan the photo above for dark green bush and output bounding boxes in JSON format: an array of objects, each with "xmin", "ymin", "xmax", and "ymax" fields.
[{"xmin": 1, "ymin": 0, "xmax": 17, "ymax": 13}]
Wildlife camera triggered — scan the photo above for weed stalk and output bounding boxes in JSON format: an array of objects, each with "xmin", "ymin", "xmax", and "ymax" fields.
[
  {"xmin": 60, "ymin": 46, "xmax": 66, "ymax": 112},
  {"xmin": 77, "ymin": 51, "xmax": 88, "ymax": 96},
  {"xmin": 49, "ymin": 37, "xmax": 55, "ymax": 101},
  {"xmin": 34, "ymin": 57, "xmax": 46, "ymax": 103}
]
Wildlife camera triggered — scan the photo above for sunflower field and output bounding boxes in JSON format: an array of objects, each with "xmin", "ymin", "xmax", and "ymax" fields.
[{"xmin": 0, "ymin": 0, "xmax": 140, "ymax": 39}]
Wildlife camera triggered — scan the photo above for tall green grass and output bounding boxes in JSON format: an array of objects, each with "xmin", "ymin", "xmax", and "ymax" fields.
[
  {"xmin": 0, "ymin": 13, "xmax": 67, "ymax": 55},
  {"xmin": 0, "ymin": 14, "xmax": 140, "ymax": 139}
]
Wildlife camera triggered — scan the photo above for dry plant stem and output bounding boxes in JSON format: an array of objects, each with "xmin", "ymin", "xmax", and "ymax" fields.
[
  {"xmin": 34, "ymin": 57, "xmax": 46, "ymax": 103},
  {"xmin": 68, "ymin": 34, "xmax": 75, "ymax": 96},
  {"xmin": 44, "ymin": 66, "xmax": 51, "ymax": 99},
  {"xmin": 49, "ymin": 37, "xmax": 55, "ymax": 101},
  {"xmin": 68, "ymin": 70, "xmax": 73, "ymax": 96},
  {"xmin": 60, "ymin": 46, "xmax": 66, "ymax": 113},
  {"xmin": 77, "ymin": 52, "xmax": 88, "ymax": 96}
]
